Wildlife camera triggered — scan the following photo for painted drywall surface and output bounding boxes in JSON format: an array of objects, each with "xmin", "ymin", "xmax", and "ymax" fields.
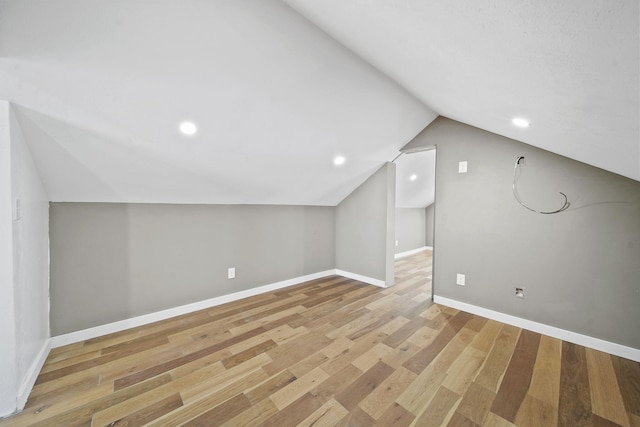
[
  {"xmin": 1, "ymin": 1, "xmax": 437, "ymax": 206},
  {"xmin": 49, "ymin": 203, "xmax": 335, "ymax": 335},
  {"xmin": 384, "ymin": 163, "xmax": 396, "ymax": 286},
  {"xmin": 404, "ymin": 117, "xmax": 640, "ymax": 349},
  {"xmin": 9, "ymin": 107, "xmax": 50, "ymax": 404},
  {"xmin": 336, "ymin": 162, "xmax": 396, "ymax": 285},
  {"xmin": 425, "ymin": 204, "xmax": 434, "ymax": 247},
  {"xmin": 395, "ymin": 208, "xmax": 426, "ymax": 253},
  {"xmin": 0, "ymin": 101, "xmax": 18, "ymax": 416}
]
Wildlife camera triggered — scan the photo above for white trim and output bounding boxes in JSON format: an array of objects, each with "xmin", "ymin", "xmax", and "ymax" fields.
[
  {"xmin": 16, "ymin": 338, "xmax": 51, "ymax": 410},
  {"xmin": 335, "ymin": 269, "xmax": 386, "ymax": 288},
  {"xmin": 434, "ymin": 295, "xmax": 640, "ymax": 363},
  {"xmin": 394, "ymin": 246, "xmax": 432, "ymax": 259},
  {"xmin": 51, "ymin": 270, "xmax": 335, "ymax": 348}
]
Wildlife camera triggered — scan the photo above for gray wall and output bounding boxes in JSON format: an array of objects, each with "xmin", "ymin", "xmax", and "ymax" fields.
[
  {"xmin": 395, "ymin": 208, "xmax": 426, "ymax": 253},
  {"xmin": 50, "ymin": 203, "xmax": 335, "ymax": 335},
  {"xmin": 336, "ymin": 162, "xmax": 396, "ymax": 285},
  {"xmin": 403, "ymin": 117, "xmax": 640, "ymax": 349},
  {"xmin": 425, "ymin": 203, "xmax": 435, "ymax": 247}
]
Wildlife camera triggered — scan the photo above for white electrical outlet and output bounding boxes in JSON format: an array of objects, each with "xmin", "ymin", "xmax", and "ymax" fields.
[
  {"xmin": 456, "ymin": 273, "xmax": 466, "ymax": 286},
  {"xmin": 458, "ymin": 161, "xmax": 468, "ymax": 173},
  {"xmin": 228, "ymin": 268, "xmax": 236, "ymax": 279},
  {"xmin": 395, "ymin": 240, "xmax": 399, "ymax": 247}
]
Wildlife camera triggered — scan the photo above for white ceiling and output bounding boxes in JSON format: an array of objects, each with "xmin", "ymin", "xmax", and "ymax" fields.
[
  {"xmin": 395, "ymin": 150, "xmax": 436, "ymax": 209},
  {"xmin": 1, "ymin": 0, "xmax": 637, "ymax": 207},
  {"xmin": 286, "ymin": 0, "xmax": 640, "ymax": 182},
  {"xmin": 0, "ymin": 0, "xmax": 436, "ymax": 205}
]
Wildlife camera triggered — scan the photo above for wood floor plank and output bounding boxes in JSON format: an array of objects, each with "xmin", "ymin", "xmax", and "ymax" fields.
[
  {"xmin": 455, "ymin": 382, "xmax": 496, "ymax": 425},
  {"xmin": 447, "ymin": 412, "xmax": 481, "ymax": 427},
  {"xmin": 412, "ymin": 385, "xmax": 460, "ymax": 427},
  {"xmin": 1, "ymin": 383, "xmax": 114, "ymax": 427},
  {"xmin": 380, "ymin": 341, "xmax": 423, "ymax": 370},
  {"xmin": 527, "ymin": 334, "xmax": 562, "ymax": 415},
  {"xmin": 374, "ymin": 402, "xmax": 415, "ymax": 426},
  {"xmin": 558, "ymin": 341, "xmax": 592, "ymax": 426},
  {"xmin": 352, "ymin": 342, "xmax": 394, "ymax": 373},
  {"xmin": 260, "ymin": 393, "xmax": 323, "ymax": 427},
  {"xmin": 269, "ymin": 366, "xmax": 330, "ymax": 410},
  {"xmin": 406, "ymin": 324, "xmax": 440, "ymax": 348},
  {"xmin": 442, "ymin": 344, "xmax": 487, "ymax": 395},
  {"xmin": 382, "ymin": 316, "xmax": 429, "ymax": 348},
  {"xmin": 90, "ymin": 379, "xmax": 182, "ymax": 426},
  {"xmin": 586, "ymin": 348, "xmax": 630, "ymax": 426},
  {"xmin": 263, "ymin": 331, "xmax": 333, "ymax": 375},
  {"xmin": 483, "ymin": 412, "xmax": 517, "ymax": 427},
  {"xmin": 113, "ymin": 326, "xmax": 267, "ymax": 390},
  {"xmin": 469, "ymin": 319, "xmax": 503, "ymax": 354},
  {"xmin": 221, "ymin": 339, "xmax": 277, "ymax": 369},
  {"xmin": 219, "ymin": 398, "xmax": 278, "ymax": 427},
  {"xmin": 490, "ymin": 329, "xmax": 541, "ymax": 423},
  {"xmin": 397, "ymin": 328, "xmax": 474, "ymax": 414},
  {"xmin": 289, "ymin": 350, "xmax": 330, "ymax": 378},
  {"xmin": 403, "ymin": 311, "xmax": 474, "ymax": 374},
  {"xmin": 310, "ymin": 363, "xmax": 363, "ymax": 404},
  {"xmin": 611, "ymin": 355, "xmax": 640, "ymax": 418},
  {"xmin": 30, "ymin": 374, "xmax": 172, "ymax": 427},
  {"xmin": 319, "ymin": 335, "xmax": 379, "ymax": 376},
  {"xmin": 96, "ymin": 393, "xmax": 183, "ymax": 427},
  {"xmin": 474, "ymin": 324, "xmax": 521, "ymax": 392},
  {"xmin": 2, "ymin": 250, "xmax": 638, "ymax": 427},
  {"xmin": 181, "ymin": 393, "xmax": 251, "ymax": 427},
  {"xmin": 179, "ymin": 355, "xmax": 270, "ymax": 403},
  {"xmin": 358, "ymin": 367, "xmax": 417, "ymax": 420},
  {"xmin": 334, "ymin": 407, "xmax": 376, "ymax": 427},
  {"xmin": 25, "ymin": 373, "xmax": 99, "ymax": 410},
  {"xmin": 514, "ymin": 393, "xmax": 556, "ymax": 427},
  {"xmin": 297, "ymin": 399, "xmax": 349, "ymax": 427},
  {"xmin": 334, "ymin": 361, "xmax": 394, "ymax": 411},
  {"xmin": 592, "ymin": 414, "xmax": 625, "ymax": 427}
]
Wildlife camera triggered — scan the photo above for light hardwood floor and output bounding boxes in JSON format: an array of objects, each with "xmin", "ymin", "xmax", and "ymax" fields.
[{"xmin": 1, "ymin": 250, "xmax": 639, "ymax": 426}]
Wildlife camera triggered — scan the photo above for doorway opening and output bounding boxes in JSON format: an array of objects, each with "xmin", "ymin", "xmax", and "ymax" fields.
[{"xmin": 393, "ymin": 147, "xmax": 436, "ymax": 298}]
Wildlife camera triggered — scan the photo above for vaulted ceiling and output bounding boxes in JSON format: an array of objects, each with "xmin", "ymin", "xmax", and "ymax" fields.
[{"xmin": 1, "ymin": 0, "xmax": 637, "ymax": 207}]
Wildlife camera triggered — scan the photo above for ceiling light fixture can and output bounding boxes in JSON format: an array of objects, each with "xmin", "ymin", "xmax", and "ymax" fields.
[
  {"xmin": 179, "ymin": 121, "xmax": 198, "ymax": 136},
  {"xmin": 512, "ymin": 117, "xmax": 530, "ymax": 128},
  {"xmin": 334, "ymin": 155, "xmax": 346, "ymax": 166}
]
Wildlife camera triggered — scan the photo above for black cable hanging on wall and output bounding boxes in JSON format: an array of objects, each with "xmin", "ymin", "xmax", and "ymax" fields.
[{"xmin": 512, "ymin": 156, "xmax": 570, "ymax": 214}]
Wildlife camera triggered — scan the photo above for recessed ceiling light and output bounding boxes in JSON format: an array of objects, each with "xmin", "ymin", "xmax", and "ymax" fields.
[
  {"xmin": 512, "ymin": 117, "xmax": 530, "ymax": 128},
  {"xmin": 410, "ymin": 174, "xmax": 418, "ymax": 181},
  {"xmin": 179, "ymin": 121, "xmax": 198, "ymax": 136},
  {"xmin": 333, "ymin": 155, "xmax": 346, "ymax": 166}
]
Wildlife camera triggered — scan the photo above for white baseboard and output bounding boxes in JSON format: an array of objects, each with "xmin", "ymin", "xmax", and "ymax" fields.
[
  {"xmin": 16, "ymin": 338, "xmax": 52, "ymax": 410},
  {"xmin": 394, "ymin": 246, "xmax": 432, "ymax": 259},
  {"xmin": 335, "ymin": 269, "xmax": 386, "ymax": 288},
  {"xmin": 434, "ymin": 295, "xmax": 640, "ymax": 363},
  {"xmin": 51, "ymin": 270, "xmax": 336, "ymax": 348}
]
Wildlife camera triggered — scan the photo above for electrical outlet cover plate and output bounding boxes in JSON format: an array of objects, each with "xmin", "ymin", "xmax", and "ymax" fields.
[
  {"xmin": 456, "ymin": 273, "xmax": 465, "ymax": 286},
  {"xmin": 458, "ymin": 161, "xmax": 468, "ymax": 173},
  {"xmin": 228, "ymin": 268, "xmax": 236, "ymax": 279}
]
